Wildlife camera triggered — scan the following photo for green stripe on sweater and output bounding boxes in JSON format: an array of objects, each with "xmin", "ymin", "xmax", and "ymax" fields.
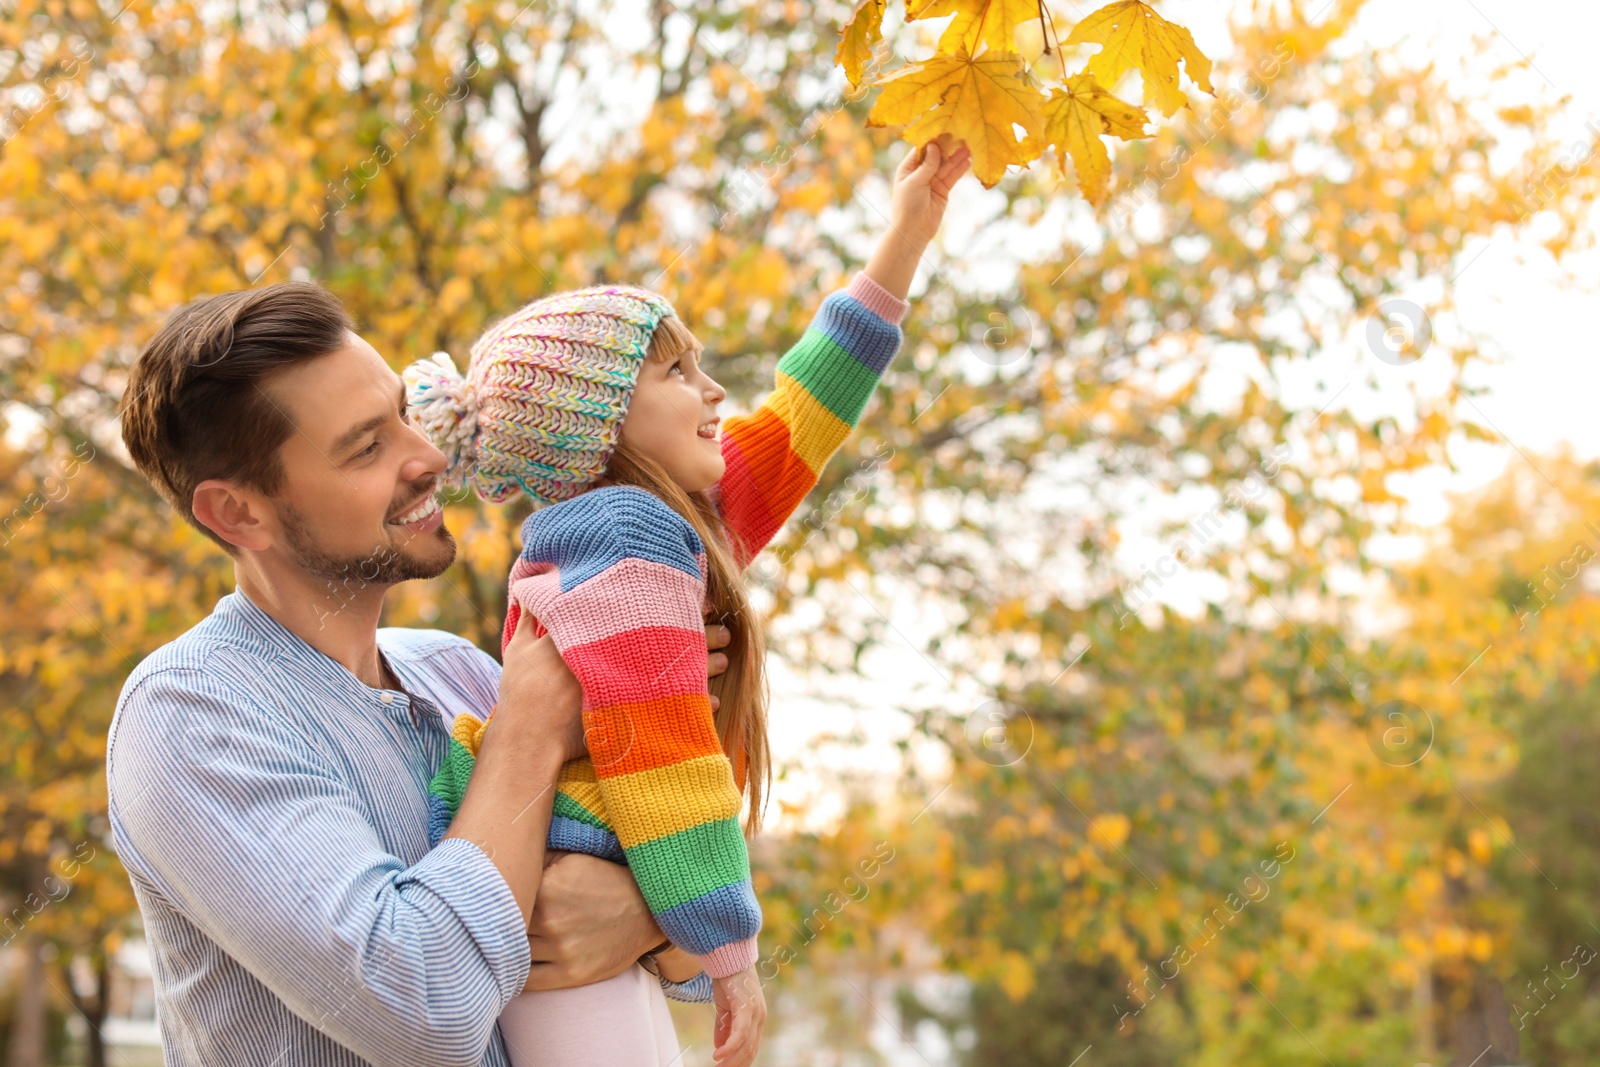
[
  {"xmin": 624, "ymin": 817, "xmax": 752, "ymax": 913},
  {"xmin": 553, "ymin": 792, "xmax": 611, "ymax": 830},
  {"xmin": 777, "ymin": 331, "xmax": 880, "ymax": 427},
  {"xmin": 430, "ymin": 737, "xmax": 476, "ymax": 818}
]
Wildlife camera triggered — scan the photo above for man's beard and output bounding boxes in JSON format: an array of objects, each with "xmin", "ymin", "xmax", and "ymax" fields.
[{"xmin": 279, "ymin": 496, "xmax": 457, "ymax": 594}]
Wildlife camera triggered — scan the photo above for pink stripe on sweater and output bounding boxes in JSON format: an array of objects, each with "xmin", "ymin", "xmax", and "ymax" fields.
[
  {"xmin": 845, "ymin": 271, "xmax": 909, "ymax": 326},
  {"xmin": 511, "ymin": 556, "xmax": 707, "ymax": 653},
  {"xmin": 698, "ymin": 937, "xmax": 760, "ymax": 979}
]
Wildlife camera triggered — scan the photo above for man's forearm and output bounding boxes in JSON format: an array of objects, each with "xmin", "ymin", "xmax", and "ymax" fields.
[{"xmin": 445, "ymin": 727, "xmax": 564, "ymax": 927}]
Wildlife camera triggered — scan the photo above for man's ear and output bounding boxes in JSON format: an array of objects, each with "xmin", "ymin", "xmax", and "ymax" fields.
[{"xmin": 192, "ymin": 479, "xmax": 275, "ymax": 552}]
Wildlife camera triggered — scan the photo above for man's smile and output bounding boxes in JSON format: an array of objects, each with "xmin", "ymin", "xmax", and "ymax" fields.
[{"xmin": 387, "ymin": 492, "xmax": 442, "ymax": 531}]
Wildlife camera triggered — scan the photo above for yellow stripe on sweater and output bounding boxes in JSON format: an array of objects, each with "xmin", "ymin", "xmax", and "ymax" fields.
[
  {"xmin": 453, "ymin": 711, "xmax": 489, "ymax": 755},
  {"xmin": 600, "ymin": 753, "xmax": 743, "ymax": 850},
  {"xmin": 771, "ymin": 369, "xmax": 853, "ymax": 475},
  {"xmin": 556, "ymin": 759, "xmax": 608, "ymax": 824}
]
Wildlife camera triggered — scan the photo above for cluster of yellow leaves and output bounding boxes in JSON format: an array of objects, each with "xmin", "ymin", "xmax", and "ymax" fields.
[{"xmin": 838, "ymin": 0, "xmax": 1214, "ymax": 197}]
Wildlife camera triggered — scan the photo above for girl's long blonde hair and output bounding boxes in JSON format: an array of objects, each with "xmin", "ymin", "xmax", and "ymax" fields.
[{"xmin": 599, "ymin": 315, "xmax": 771, "ymax": 838}]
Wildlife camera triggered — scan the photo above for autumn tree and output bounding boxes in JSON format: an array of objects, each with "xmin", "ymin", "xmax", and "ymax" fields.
[{"xmin": 4, "ymin": 0, "xmax": 1599, "ymax": 1061}]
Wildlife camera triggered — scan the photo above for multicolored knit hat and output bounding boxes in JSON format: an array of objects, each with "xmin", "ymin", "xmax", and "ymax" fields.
[{"xmin": 404, "ymin": 284, "xmax": 682, "ymax": 506}]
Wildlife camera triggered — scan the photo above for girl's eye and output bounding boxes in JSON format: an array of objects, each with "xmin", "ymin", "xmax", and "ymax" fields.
[{"xmin": 668, "ymin": 361, "xmax": 684, "ymax": 376}]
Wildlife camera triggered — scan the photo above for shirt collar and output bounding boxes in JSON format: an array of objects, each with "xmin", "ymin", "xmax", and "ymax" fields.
[{"xmin": 218, "ymin": 588, "xmax": 439, "ymax": 728}]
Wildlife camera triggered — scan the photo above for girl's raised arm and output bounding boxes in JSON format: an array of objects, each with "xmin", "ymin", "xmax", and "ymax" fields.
[
  {"xmin": 712, "ymin": 138, "xmax": 971, "ymax": 569},
  {"xmin": 711, "ymin": 273, "xmax": 909, "ymax": 569}
]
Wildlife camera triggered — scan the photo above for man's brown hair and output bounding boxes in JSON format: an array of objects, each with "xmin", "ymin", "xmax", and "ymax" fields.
[{"xmin": 120, "ymin": 282, "xmax": 353, "ymax": 552}]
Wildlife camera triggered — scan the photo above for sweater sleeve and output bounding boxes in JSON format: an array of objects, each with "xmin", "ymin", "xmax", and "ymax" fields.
[
  {"xmin": 509, "ymin": 486, "xmax": 762, "ymax": 978},
  {"xmin": 712, "ymin": 271, "xmax": 908, "ymax": 569}
]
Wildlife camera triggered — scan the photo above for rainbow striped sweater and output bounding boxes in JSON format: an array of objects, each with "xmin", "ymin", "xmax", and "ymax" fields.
[{"xmin": 426, "ymin": 271, "xmax": 909, "ymax": 1001}]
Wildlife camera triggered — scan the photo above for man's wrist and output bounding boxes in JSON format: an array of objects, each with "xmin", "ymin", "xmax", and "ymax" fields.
[{"xmin": 478, "ymin": 708, "xmax": 566, "ymax": 772}]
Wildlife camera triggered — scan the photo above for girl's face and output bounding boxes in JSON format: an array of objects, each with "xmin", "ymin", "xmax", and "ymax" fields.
[{"xmin": 620, "ymin": 339, "xmax": 728, "ymax": 493}]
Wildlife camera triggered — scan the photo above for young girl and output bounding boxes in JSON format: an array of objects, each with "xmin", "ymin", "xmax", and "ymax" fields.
[{"xmin": 405, "ymin": 138, "xmax": 970, "ymax": 1067}]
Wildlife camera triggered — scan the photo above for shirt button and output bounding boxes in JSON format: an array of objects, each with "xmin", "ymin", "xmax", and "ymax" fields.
[{"xmin": 379, "ymin": 693, "xmax": 394, "ymax": 704}]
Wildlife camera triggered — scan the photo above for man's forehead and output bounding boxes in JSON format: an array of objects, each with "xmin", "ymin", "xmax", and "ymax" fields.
[{"xmin": 263, "ymin": 332, "xmax": 400, "ymax": 441}]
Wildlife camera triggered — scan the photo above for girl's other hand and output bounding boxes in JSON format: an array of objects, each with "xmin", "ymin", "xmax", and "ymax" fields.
[{"xmin": 711, "ymin": 965, "xmax": 767, "ymax": 1066}]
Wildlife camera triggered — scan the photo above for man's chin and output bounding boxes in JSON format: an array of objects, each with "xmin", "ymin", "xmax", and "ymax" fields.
[{"xmin": 386, "ymin": 523, "xmax": 457, "ymax": 582}]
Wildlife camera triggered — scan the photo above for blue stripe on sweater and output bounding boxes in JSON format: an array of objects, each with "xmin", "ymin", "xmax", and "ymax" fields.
[
  {"xmin": 652, "ymin": 879, "xmax": 763, "ymax": 957},
  {"xmin": 548, "ymin": 816, "xmax": 627, "ymax": 863},
  {"xmin": 519, "ymin": 485, "xmax": 704, "ymax": 591},
  {"xmin": 807, "ymin": 291, "xmax": 901, "ymax": 376}
]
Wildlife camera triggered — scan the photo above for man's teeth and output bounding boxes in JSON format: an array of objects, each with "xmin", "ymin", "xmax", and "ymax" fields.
[{"xmin": 391, "ymin": 495, "xmax": 440, "ymax": 524}]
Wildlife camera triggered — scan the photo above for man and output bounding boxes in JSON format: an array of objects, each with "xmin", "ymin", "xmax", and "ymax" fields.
[{"xmin": 107, "ymin": 282, "xmax": 726, "ymax": 1065}]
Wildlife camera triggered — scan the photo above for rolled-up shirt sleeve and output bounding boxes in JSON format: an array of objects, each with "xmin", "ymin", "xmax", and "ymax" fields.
[{"xmin": 107, "ymin": 666, "xmax": 531, "ymax": 1067}]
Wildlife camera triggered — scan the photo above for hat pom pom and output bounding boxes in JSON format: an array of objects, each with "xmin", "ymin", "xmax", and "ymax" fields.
[{"xmin": 404, "ymin": 351, "xmax": 480, "ymax": 485}]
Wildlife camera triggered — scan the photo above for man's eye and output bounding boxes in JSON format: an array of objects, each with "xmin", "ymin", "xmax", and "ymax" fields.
[{"xmin": 358, "ymin": 440, "xmax": 380, "ymax": 458}]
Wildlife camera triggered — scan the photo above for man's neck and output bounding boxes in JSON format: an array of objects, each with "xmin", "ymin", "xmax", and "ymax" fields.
[{"xmin": 234, "ymin": 563, "xmax": 395, "ymax": 691}]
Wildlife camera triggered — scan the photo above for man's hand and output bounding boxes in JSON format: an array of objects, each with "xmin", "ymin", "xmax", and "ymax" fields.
[
  {"xmin": 446, "ymin": 611, "xmax": 578, "ymax": 927},
  {"xmin": 705, "ymin": 616, "xmax": 731, "ymax": 711},
  {"xmin": 522, "ymin": 852, "xmax": 664, "ymax": 991},
  {"xmin": 495, "ymin": 611, "xmax": 585, "ymax": 761},
  {"xmin": 653, "ymin": 944, "xmax": 703, "ymax": 984}
]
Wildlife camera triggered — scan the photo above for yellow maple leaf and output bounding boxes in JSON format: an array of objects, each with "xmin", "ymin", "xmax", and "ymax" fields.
[
  {"xmin": 1044, "ymin": 73, "xmax": 1149, "ymax": 205},
  {"xmin": 837, "ymin": 0, "xmax": 886, "ymax": 88},
  {"xmin": 1064, "ymin": 0, "xmax": 1214, "ymax": 118},
  {"xmin": 906, "ymin": 0, "xmax": 1043, "ymax": 58},
  {"xmin": 867, "ymin": 50, "xmax": 1046, "ymax": 188}
]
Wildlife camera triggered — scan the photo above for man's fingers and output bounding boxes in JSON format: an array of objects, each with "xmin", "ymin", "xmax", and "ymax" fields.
[{"xmin": 706, "ymin": 622, "xmax": 730, "ymax": 693}]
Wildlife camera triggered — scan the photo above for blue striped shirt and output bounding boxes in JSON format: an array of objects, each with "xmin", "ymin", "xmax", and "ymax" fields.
[{"xmin": 106, "ymin": 589, "xmax": 530, "ymax": 1067}]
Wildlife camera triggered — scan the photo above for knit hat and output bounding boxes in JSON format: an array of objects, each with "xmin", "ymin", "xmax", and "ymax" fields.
[{"xmin": 404, "ymin": 284, "xmax": 683, "ymax": 506}]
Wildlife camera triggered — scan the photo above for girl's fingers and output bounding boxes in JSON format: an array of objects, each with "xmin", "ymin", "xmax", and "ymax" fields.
[
  {"xmin": 940, "ymin": 146, "xmax": 971, "ymax": 178},
  {"xmin": 935, "ymin": 149, "xmax": 972, "ymax": 193},
  {"xmin": 897, "ymin": 143, "xmax": 923, "ymax": 178},
  {"xmin": 714, "ymin": 1005, "xmax": 754, "ymax": 1064}
]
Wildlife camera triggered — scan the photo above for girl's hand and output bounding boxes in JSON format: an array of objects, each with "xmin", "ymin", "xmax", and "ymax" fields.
[
  {"xmin": 865, "ymin": 135, "xmax": 973, "ymax": 299},
  {"xmin": 889, "ymin": 135, "xmax": 972, "ymax": 251},
  {"xmin": 711, "ymin": 965, "xmax": 767, "ymax": 1067}
]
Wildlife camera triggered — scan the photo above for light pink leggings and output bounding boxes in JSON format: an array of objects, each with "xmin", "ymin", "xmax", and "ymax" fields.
[{"xmin": 497, "ymin": 963, "xmax": 684, "ymax": 1067}]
